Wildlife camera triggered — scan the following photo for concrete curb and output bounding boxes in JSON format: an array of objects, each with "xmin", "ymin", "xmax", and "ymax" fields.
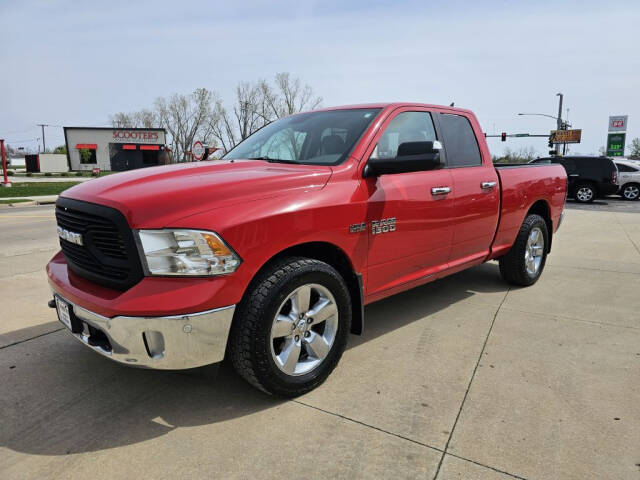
[{"xmin": 0, "ymin": 195, "xmax": 58, "ymax": 208}]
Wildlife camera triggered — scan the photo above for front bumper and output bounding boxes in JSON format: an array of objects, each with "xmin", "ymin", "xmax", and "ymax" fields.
[{"xmin": 52, "ymin": 293, "xmax": 235, "ymax": 370}]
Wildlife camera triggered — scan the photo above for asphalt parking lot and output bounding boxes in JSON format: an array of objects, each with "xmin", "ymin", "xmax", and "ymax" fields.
[{"xmin": 1, "ymin": 201, "xmax": 639, "ymax": 479}]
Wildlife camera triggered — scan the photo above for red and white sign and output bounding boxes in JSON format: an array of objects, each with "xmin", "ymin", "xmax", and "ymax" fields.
[
  {"xmin": 608, "ymin": 115, "xmax": 628, "ymax": 132},
  {"xmin": 192, "ymin": 141, "xmax": 205, "ymax": 161}
]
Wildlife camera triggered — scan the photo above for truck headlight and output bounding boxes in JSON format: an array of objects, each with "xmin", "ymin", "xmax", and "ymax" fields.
[{"xmin": 136, "ymin": 229, "xmax": 241, "ymax": 276}]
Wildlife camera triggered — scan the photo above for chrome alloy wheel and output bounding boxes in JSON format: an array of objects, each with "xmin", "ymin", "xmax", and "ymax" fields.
[
  {"xmin": 623, "ymin": 184, "xmax": 640, "ymax": 200},
  {"xmin": 270, "ymin": 283, "xmax": 339, "ymax": 376},
  {"xmin": 524, "ymin": 227, "xmax": 544, "ymax": 276},
  {"xmin": 576, "ymin": 187, "xmax": 594, "ymax": 202}
]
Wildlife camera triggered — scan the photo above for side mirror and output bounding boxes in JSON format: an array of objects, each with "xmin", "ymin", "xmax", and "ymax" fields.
[{"xmin": 363, "ymin": 141, "xmax": 443, "ymax": 177}]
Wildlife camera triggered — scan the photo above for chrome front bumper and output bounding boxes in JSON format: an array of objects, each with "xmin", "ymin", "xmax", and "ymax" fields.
[{"xmin": 52, "ymin": 293, "xmax": 235, "ymax": 370}]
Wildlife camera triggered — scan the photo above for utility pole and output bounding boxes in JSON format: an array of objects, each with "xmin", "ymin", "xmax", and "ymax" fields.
[
  {"xmin": 556, "ymin": 93, "xmax": 564, "ymax": 155},
  {"xmin": 37, "ymin": 124, "xmax": 49, "ymax": 152}
]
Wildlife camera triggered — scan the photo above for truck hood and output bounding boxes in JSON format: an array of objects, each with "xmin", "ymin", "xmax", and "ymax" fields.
[{"xmin": 62, "ymin": 160, "xmax": 332, "ymax": 227}]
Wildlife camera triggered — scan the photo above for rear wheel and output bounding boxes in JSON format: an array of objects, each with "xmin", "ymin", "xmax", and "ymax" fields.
[
  {"xmin": 574, "ymin": 183, "xmax": 595, "ymax": 203},
  {"xmin": 621, "ymin": 183, "xmax": 640, "ymax": 201},
  {"xmin": 499, "ymin": 214, "xmax": 548, "ymax": 286},
  {"xmin": 229, "ymin": 257, "xmax": 351, "ymax": 397}
]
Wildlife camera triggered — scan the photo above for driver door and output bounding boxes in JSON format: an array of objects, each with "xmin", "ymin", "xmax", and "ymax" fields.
[{"xmin": 362, "ymin": 109, "xmax": 454, "ymax": 298}]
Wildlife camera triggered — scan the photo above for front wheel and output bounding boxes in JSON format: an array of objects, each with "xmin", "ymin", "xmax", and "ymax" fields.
[
  {"xmin": 499, "ymin": 214, "xmax": 548, "ymax": 286},
  {"xmin": 229, "ymin": 257, "xmax": 351, "ymax": 397}
]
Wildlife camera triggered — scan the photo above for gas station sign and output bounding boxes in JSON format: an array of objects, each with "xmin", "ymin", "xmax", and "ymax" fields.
[
  {"xmin": 606, "ymin": 133, "xmax": 626, "ymax": 156},
  {"xmin": 608, "ymin": 115, "xmax": 628, "ymax": 132},
  {"xmin": 606, "ymin": 115, "xmax": 628, "ymax": 156}
]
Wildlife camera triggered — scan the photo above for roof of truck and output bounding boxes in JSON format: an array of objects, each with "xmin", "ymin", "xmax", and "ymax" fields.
[{"xmin": 310, "ymin": 102, "xmax": 474, "ymax": 115}]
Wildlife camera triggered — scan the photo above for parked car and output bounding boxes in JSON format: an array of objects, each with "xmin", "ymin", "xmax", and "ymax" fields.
[
  {"xmin": 47, "ymin": 103, "xmax": 567, "ymax": 396},
  {"xmin": 615, "ymin": 160, "xmax": 640, "ymax": 200},
  {"xmin": 530, "ymin": 156, "xmax": 618, "ymax": 203}
]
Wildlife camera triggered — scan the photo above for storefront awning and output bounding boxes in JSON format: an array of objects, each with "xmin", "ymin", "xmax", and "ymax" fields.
[{"xmin": 75, "ymin": 143, "xmax": 97, "ymax": 149}]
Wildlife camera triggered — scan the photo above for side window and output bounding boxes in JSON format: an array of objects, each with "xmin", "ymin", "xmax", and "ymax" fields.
[
  {"xmin": 438, "ymin": 114, "xmax": 482, "ymax": 167},
  {"xmin": 617, "ymin": 163, "xmax": 636, "ymax": 172},
  {"xmin": 370, "ymin": 111, "xmax": 437, "ymax": 159}
]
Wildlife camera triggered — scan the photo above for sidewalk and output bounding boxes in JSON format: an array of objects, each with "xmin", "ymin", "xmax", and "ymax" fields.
[{"xmin": 0, "ymin": 195, "xmax": 58, "ymax": 207}]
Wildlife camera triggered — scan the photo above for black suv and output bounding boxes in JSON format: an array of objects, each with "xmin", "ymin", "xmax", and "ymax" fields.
[{"xmin": 530, "ymin": 156, "xmax": 618, "ymax": 203}]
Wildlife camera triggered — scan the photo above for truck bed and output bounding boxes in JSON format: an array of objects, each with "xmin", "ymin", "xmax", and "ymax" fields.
[{"xmin": 490, "ymin": 163, "xmax": 567, "ymax": 259}]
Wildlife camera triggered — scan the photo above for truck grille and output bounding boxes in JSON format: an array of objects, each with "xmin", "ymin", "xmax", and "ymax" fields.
[{"xmin": 55, "ymin": 197, "xmax": 143, "ymax": 290}]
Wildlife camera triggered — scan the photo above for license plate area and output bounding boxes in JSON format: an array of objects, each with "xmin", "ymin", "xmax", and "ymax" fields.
[{"xmin": 54, "ymin": 296, "xmax": 83, "ymax": 333}]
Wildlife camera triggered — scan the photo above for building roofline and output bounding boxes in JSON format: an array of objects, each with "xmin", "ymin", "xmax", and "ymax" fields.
[{"xmin": 63, "ymin": 126, "xmax": 166, "ymax": 132}]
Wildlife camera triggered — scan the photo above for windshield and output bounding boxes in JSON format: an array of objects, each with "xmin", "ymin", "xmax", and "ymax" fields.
[{"xmin": 223, "ymin": 108, "xmax": 381, "ymax": 165}]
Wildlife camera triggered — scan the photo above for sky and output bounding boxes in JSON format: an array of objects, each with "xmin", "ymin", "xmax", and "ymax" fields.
[{"xmin": 1, "ymin": 0, "xmax": 639, "ymax": 157}]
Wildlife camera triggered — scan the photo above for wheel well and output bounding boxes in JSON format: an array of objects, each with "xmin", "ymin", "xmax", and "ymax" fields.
[
  {"xmin": 257, "ymin": 242, "xmax": 364, "ymax": 335},
  {"xmin": 527, "ymin": 200, "xmax": 553, "ymax": 253}
]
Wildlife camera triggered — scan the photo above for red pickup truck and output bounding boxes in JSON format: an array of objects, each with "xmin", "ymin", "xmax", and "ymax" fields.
[{"xmin": 47, "ymin": 103, "xmax": 566, "ymax": 396}]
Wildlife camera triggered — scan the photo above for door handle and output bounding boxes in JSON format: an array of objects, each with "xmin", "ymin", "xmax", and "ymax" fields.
[
  {"xmin": 431, "ymin": 186, "xmax": 451, "ymax": 196},
  {"xmin": 481, "ymin": 181, "xmax": 497, "ymax": 190}
]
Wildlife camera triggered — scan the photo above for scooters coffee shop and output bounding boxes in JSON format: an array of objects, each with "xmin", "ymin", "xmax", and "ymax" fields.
[{"xmin": 64, "ymin": 127, "xmax": 168, "ymax": 172}]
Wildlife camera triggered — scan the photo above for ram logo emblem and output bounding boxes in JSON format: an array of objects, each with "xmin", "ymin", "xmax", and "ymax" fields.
[{"xmin": 57, "ymin": 226, "xmax": 84, "ymax": 246}]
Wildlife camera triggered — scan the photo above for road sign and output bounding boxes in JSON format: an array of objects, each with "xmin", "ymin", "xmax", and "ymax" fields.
[
  {"xmin": 549, "ymin": 129, "xmax": 582, "ymax": 144},
  {"xmin": 608, "ymin": 115, "xmax": 628, "ymax": 132},
  {"xmin": 192, "ymin": 141, "xmax": 205, "ymax": 161},
  {"xmin": 606, "ymin": 132, "xmax": 626, "ymax": 156},
  {"xmin": 514, "ymin": 133, "xmax": 530, "ymax": 137}
]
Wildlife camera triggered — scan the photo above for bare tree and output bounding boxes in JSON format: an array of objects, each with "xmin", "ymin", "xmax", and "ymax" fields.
[
  {"xmin": 210, "ymin": 73, "xmax": 322, "ymax": 154},
  {"xmin": 110, "ymin": 112, "xmax": 134, "ymax": 128},
  {"xmin": 110, "ymin": 109, "xmax": 158, "ymax": 128},
  {"xmin": 211, "ymin": 81, "xmax": 271, "ymax": 152},
  {"xmin": 155, "ymin": 88, "xmax": 215, "ymax": 162}
]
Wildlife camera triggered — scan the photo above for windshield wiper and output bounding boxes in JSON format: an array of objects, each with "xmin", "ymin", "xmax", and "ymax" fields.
[{"xmin": 247, "ymin": 156, "xmax": 300, "ymax": 164}]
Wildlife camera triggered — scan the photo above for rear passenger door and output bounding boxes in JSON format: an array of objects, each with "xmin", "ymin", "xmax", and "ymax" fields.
[
  {"xmin": 557, "ymin": 158, "xmax": 578, "ymax": 191},
  {"xmin": 437, "ymin": 113, "xmax": 500, "ymax": 268}
]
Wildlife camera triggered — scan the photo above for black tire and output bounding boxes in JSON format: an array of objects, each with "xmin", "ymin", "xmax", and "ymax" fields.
[
  {"xmin": 499, "ymin": 214, "xmax": 549, "ymax": 286},
  {"xmin": 621, "ymin": 183, "xmax": 640, "ymax": 201},
  {"xmin": 574, "ymin": 183, "xmax": 596, "ymax": 203},
  {"xmin": 229, "ymin": 257, "xmax": 351, "ymax": 397}
]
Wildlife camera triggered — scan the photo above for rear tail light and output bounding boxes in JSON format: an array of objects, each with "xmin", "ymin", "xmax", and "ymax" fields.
[{"xmin": 612, "ymin": 170, "xmax": 618, "ymax": 184}]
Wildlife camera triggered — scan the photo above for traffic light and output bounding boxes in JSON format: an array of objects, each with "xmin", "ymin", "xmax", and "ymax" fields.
[
  {"xmin": 501, "ymin": 132, "xmax": 506, "ymax": 142},
  {"xmin": 548, "ymin": 138, "xmax": 553, "ymax": 148}
]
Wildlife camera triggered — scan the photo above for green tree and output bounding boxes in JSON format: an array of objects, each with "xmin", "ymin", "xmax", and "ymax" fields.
[
  {"xmin": 628, "ymin": 137, "xmax": 640, "ymax": 159},
  {"xmin": 53, "ymin": 145, "xmax": 67, "ymax": 154}
]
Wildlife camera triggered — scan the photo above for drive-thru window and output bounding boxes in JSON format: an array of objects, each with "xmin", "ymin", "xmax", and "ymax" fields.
[{"xmin": 63, "ymin": 127, "xmax": 168, "ymax": 171}]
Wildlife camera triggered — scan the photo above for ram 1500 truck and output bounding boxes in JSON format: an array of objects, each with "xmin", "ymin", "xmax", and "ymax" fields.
[{"xmin": 47, "ymin": 103, "xmax": 567, "ymax": 396}]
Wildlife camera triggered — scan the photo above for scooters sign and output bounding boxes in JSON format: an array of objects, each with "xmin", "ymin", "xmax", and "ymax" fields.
[
  {"xmin": 112, "ymin": 130, "xmax": 160, "ymax": 143},
  {"xmin": 192, "ymin": 141, "xmax": 205, "ymax": 161}
]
